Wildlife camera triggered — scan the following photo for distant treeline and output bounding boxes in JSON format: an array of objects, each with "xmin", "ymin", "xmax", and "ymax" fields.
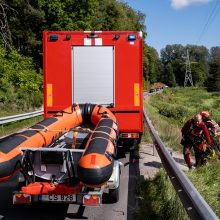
[
  {"xmin": 146, "ymin": 44, "xmax": 220, "ymax": 91},
  {"xmin": 0, "ymin": 0, "xmax": 219, "ymax": 112}
]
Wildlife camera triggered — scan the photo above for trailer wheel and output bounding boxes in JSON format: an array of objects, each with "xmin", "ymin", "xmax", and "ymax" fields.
[
  {"xmin": 108, "ymin": 167, "xmax": 120, "ymax": 203},
  {"xmin": 108, "ymin": 184, "xmax": 120, "ymax": 203}
]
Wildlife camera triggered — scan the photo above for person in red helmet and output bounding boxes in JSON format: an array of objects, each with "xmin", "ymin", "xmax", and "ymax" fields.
[
  {"xmin": 200, "ymin": 111, "xmax": 220, "ymax": 135},
  {"xmin": 200, "ymin": 111, "xmax": 210, "ymax": 119},
  {"xmin": 181, "ymin": 114, "xmax": 211, "ymax": 169},
  {"xmin": 200, "ymin": 111, "xmax": 220, "ymax": 157}
]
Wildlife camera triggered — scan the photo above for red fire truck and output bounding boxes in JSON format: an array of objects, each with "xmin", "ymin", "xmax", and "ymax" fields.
[
  {"xmin": 43, "ymin": 31, "xmax": 143, "ymax": 146},
  {"xmin": 9, "ymin": 31, "xmax": 143, "ymax": 205}
]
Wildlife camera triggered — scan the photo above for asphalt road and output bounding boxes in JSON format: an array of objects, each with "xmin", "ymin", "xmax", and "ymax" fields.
[{"xmin": 0, "ymin": 152, "xmax": 140, "ymax": 220}]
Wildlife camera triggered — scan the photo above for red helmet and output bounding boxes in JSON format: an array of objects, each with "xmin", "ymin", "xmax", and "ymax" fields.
[{"xmin": 200, "ymin": 111, "xmax": 210, "ymax": 119}]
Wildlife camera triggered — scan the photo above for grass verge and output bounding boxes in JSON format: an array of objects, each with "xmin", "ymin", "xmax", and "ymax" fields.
[
  {"xmin": 0, "ymin": 115, "xmax": 44, "ymax": 137},
  {"xmin": 134, "ymin": 170, "xmax": 188, "ymax": 220},
  {"xmin": 186, "ymin": 159, "xmax": 220, "ymax": 217},
  {"xmin": 137, "ymin": 87, "xmax": 220, "ymax": 219}
]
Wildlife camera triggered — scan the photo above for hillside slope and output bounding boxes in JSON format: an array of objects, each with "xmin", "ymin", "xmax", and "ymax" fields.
[{"xmin": 141, "ymin": 87, "xmax": 220, "ymax": 218}]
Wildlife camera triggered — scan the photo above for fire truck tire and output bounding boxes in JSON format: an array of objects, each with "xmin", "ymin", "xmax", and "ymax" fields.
[{"xmin": 116, "ymin": 146, "xmax": 125, "ymax": 159}]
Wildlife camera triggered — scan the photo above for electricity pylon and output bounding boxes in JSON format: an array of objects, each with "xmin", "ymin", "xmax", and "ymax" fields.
[{"xmin": 183, "ymin": 49, "xmax": 194, "ymax": 87}]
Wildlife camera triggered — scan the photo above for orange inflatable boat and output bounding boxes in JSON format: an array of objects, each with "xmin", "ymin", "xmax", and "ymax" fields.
[{"xmin": 0, "ymin": 104, "xmax": 118, "ymax": 187}]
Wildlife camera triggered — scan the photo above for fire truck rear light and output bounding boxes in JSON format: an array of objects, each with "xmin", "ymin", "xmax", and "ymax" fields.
[
  {"xmin": 127, "ymin": 34, "xmax": 136, "ymax": 41},
  {"xmin": 83, "ymin": 195, "xmax": 100, "ymax": 206},
  {"xmin": 120, "ymin": 133, "xmax": 139, "ymax": 138},
  {"xmin": 49, "ymin": 35, "xmax": 59, "ymax": 41},
  {"xmin": 13, "ymin": 193, "xmax": 31, "ymax": 204}
]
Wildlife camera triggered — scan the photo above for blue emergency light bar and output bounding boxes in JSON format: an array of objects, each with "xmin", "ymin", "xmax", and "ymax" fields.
[
  {"xmin": 127, "ymin": 34, "xmax": 137, "ymax": 41},
  {"xmin": 49, "ymin": 34, "xmax": 59, "ymax": 41}
]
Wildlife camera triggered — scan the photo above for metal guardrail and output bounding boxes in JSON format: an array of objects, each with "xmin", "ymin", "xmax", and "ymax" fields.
[
  {"xmin": 143, "ymin": 110, "xmax": 219, "ymax": 220},
  {"xmin": 0, "ymin": 110, "xmax": 43, "ymax": 125}
]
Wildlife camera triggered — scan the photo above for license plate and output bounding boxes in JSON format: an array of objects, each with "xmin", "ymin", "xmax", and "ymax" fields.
[{"xmin": 40, "ymin": 194, "xmax": 76, "ymax": 202}]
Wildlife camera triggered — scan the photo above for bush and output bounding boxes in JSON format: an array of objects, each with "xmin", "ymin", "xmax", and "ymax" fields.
[
  {"xmin": 0, "ymin": 78, "xmax": 16, "ymax": 104},
  {"xmin": 156, "ymin": 103, "xmax": 188, "ymax": 123},
  {"xmin": 0, "ymin": 43, "xmax": 43, "ymax": 112}
]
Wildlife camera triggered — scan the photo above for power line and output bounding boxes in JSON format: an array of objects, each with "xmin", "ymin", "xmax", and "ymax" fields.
[{"xmin": 196, "ymin": 0, "xmax": 220, "ymax": 44}]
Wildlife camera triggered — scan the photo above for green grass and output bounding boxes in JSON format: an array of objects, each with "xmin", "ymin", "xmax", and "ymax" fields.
[
  {"xmin": 0, "ymin": 109, "xmax": 26, "ymax": 117},
  {"xmin": 134, "ymin": 170, "xmax": 188, "ymax": 220},
  {"xmin": 144, "ymin": 100, "xmax": 182, "ymax": 151},
  {"xmin": 149, "ymin": 87, "xmax": 220, "ymax": 126},
  {"xmin": 145, "ymin": 87, "xmax": 220, "ymax": 150},
  {"xmin": 0, "ymin": 115, "xmax": 43, "ymax": 137},
  {"xmin": 186, "ymin": 159, "xmax": 220, "ymax": 217},
  {"xmin": 138, "ymin": 87, "xmax": 220, "ymax": 219}
]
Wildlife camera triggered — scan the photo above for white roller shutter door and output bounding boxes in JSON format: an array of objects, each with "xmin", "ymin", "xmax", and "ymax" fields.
[{"xmin": 72, "ymin": 46, "xmax": 114, "ymax": 106}]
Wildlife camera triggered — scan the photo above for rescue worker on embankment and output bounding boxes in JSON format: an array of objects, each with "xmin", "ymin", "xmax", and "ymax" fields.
[
  {"xmin": 181, "ymin": 114, "xmax": 211, "ymax": 169},
  {"xmin": 200, "ymin": 111, "xmax": 220, "ymax": 158}
]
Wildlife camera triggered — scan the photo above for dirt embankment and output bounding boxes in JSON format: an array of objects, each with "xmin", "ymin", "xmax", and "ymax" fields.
[{"xmin": 139, "ymin": 143, "xmax": 189, "ymax": 179}]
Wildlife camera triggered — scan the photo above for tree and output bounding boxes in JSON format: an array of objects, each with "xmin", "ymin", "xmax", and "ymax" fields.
[
  {"xmin": 207, "ymin": 61, "xmax": 220, "ymax": 91},
  {"xmin": 91, "ymin": 0, "xmax": 146, "ymax": 33},
  {"xmin": 160, "ymin": 44, "xmax": 186, "ymax": 86},
  {"xmin": 161, "ymin": 44, "xmax": 185, "ymax": 63},
  {"xmin": 5, "ymin": 0, "xmax": 146, "ymax": 68},
  {"xmin": 143, "ymin": 45, "xmax": 159, "ymax": 83},
  {"xmin": 186, "ymin": 45, "xmax": 209, "ymax": 84},
  {"xmin": 209, "ymin": 46, "xmax": 220, "ymax": 63},
  {"xmin": 172, "ymin": 59, "xmax": 185, "ymax": 86},
  {"xmin": 191, "ymin": 61, "xmax": 207, "ymax": 86},
  {"xmin": 160, "ymin": 44, "xmax": 212, "ymax": 87},
  {"xmin": 162, "ymin": 63, "xmax": 176, "ymax": 86},
  {"xmin": 0, "ymin": 0, "xmax": 13, "ymax": 50}
]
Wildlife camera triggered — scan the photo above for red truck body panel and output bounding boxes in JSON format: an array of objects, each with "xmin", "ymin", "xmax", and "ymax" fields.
[{"xmin": 43, "ymin": 31, "xmax": 143, "ymax": 134}]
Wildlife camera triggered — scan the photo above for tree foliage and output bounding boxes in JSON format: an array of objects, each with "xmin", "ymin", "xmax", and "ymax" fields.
[
  {"xmin": 209, "ymin": 47, "xmax": 220, "ymax": 63},
  {"xmin": 143, "ymin": 45, "xmax": 159, "ymax": 83},
  {"xmin": 207, "ymin": 61, "xmax": 220, "ymax": 91},
  {"xmin": 0, "ymin": 41, "xmax": 42, "ymax": 110},
  {"xmin": 3, "ymin": 0, "xmax": 146, "ymax": 67},
  {"xmin": 0, "ymin": 0, "xmax": 220, "ymax": 113},
  {"xmin": 157, "ymin": 45, "xmax": 220, "ymax": 90},
  {"xmin": 0, "ymin": 0, "xmax": 147, "ymax": 111}
]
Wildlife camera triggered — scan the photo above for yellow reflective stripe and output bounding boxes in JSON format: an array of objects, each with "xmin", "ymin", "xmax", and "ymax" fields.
[
  {"xmin": 134, "ymin": 83, "xmax": 140, "ymax": 106},
  {"xmin": 47, "ymin": 84, "xmax": 53, "ymax": 107}
]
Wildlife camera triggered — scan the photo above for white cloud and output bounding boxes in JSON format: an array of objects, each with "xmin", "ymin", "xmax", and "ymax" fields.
[{"xmin": 171, "ymin": 0, "xmax": 212, "ymax": 9}]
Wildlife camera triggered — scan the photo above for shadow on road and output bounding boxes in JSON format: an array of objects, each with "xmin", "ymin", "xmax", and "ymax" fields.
[
  {"xmin": 127, "ymin": 151, "xmax": 140, "ymax": 220},
  {"xmin": 66, "ymin": 205, "xmax": 88, "ymax": 219},
  {"xmin": 0, "ymin": 149, "xmax": 141, "ymax": 220},
  {"xmin": 0, "ymin": 175, "xmax": 68, "ymax": 220}
]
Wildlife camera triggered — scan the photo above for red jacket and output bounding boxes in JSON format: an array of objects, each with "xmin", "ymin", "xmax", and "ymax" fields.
[{"xmin": 181, "ymin": 119, "xmax": 211, "ymax": 145}]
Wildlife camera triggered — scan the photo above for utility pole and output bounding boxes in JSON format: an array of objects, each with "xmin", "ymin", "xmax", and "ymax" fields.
[{"xmin": 183, "ymin": 49, "xmax": 194, "ymax": 87}]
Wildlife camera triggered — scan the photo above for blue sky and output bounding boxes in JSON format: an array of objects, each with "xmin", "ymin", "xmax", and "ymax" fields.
[{"xmin": 125, "ymin": 0, "xmax": 220, "ymax": 54}]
